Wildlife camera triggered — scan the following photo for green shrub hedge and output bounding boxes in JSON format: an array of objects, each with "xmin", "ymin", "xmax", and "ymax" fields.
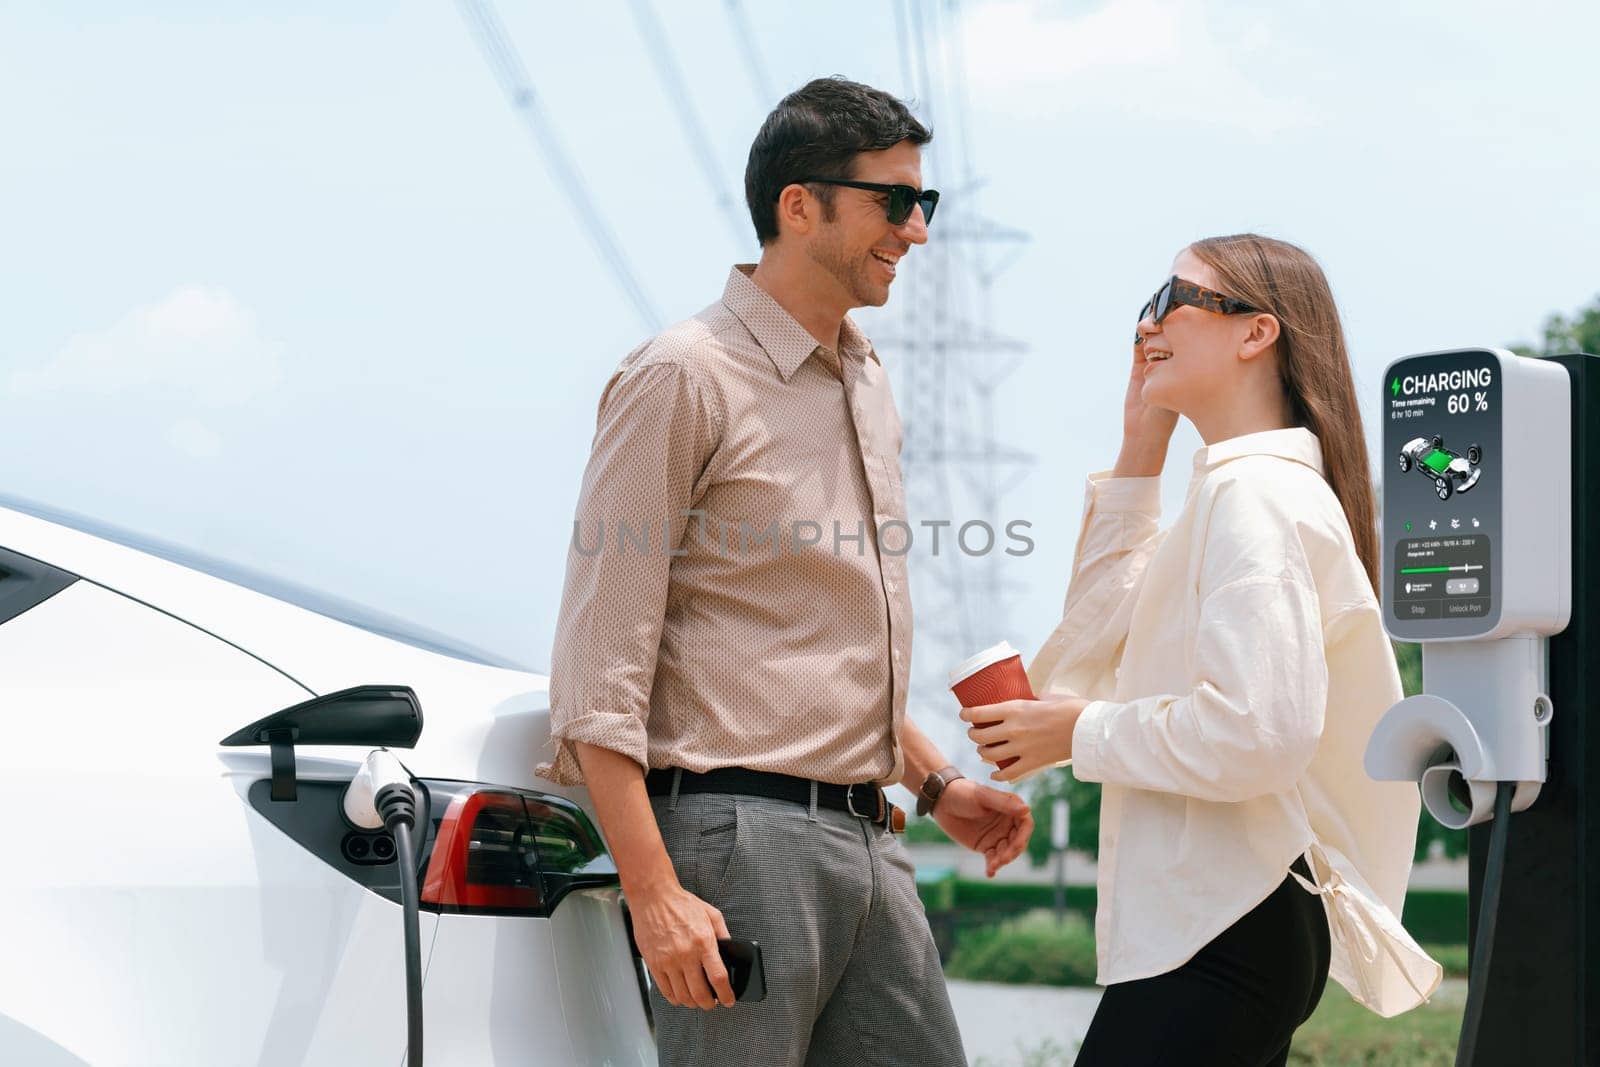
[
  {"xmin": 920, "ymin": 880, "xmax": 1469, "ymax": 946},
  {"xmin": 1399, "ymin": 889, "xmax": 1470, "ymax": 945},
  {"xmin": 944, "ymin": 909, "xmax": 1099, "ymax": 987}
]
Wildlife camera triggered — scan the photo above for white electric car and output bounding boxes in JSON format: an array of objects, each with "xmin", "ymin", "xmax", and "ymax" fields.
[{"xmin": 0, "ymin": 493, "xmax": 655, "ymax": 1066}]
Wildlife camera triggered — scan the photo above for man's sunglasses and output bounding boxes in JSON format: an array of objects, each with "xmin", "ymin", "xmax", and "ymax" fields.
[
  {"xmin": 794, "ymin": 177, "xmax": 940, "ymax": 227},
  {"xmin": 1134, "ymin": 276, "xmax": 1259, "ymax": 344}
]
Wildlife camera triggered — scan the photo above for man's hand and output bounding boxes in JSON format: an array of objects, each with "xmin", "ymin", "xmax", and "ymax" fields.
[
  {"xmin": 630, "ymin": 881, "xmax": 737, "ymax": 1010},
  {"xmin": 931, "ymin": 777, "xmax": 1033, "ymax": 878},
  {"xmin": 571, "ymin": 742, "xmax": 735, "ymax": 1011}
]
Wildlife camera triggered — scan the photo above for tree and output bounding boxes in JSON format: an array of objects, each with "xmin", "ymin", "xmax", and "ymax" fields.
[
  {"xmin": 1022, "ymin": 765, "xmax": 1101, "ymax": 869},
  {"xmin": 1510, "ymin": 294, "xmax": 1600, "ymax": 357}
]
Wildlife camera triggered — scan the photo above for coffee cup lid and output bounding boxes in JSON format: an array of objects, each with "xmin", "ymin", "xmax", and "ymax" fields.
[{"xmin": 948, "ymin": 641, "xmax": 1021, "ymax": 687}]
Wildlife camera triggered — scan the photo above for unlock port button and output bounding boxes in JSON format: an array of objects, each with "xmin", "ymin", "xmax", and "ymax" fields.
[{"xmin": 1445, "ymin": 578, "xmax": 1481, "ymax": 596}]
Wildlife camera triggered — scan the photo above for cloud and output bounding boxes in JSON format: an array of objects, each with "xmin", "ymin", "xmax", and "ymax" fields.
[
  {"xmin": 959, "ymin": 0, "xmax": 1307, "ymax": 135},
  {"xmin": 165, "ymin": 417, "xmax": 224, "ymax": 459},
  {"xmin": 8, "ymin": 285, "xmax": 285, "ymax": 406}
]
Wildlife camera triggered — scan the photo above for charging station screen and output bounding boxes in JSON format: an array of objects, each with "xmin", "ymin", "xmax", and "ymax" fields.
[{"xmin": 1382, "ymin": 351, "xmax": 1503, "ymax": 637}]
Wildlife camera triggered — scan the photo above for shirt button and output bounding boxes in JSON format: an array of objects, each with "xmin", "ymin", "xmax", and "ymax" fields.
[{"xmin": 885, "ymin": 579, "xmax": 896, "ymax": 592}]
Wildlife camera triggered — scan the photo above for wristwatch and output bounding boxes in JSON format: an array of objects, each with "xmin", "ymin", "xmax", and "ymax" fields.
[{"xmin": 917, "ymin": 765, "xmax": 965, "ymax": 817}]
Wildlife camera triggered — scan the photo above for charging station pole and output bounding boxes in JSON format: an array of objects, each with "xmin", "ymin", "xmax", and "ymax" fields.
[
  {"xmin": 1364, "ymin": 347, "xmax": 1593, "ymax": 1062},
  {"xmin": 1464, "ymin": 352, "xmax": 1600, "ymax": 1064}
]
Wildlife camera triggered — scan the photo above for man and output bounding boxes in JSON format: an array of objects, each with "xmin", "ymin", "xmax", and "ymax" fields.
[{"xmin": 541, "ymin": 77, "xmax": 1033, "ymax": 1066}]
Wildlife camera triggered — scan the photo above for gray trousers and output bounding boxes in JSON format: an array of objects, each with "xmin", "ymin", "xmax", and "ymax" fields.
[{"xmin": 649, "ymin": 787, "xmax": 966, "ymax": 1067}]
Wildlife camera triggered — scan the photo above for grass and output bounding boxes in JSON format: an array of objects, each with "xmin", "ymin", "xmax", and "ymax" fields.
[
  {"xmin": 952, "ymin": 940, "xmax": 1467, "ymax": 1066},
  {"xmin": 1421, "ymin": 942, "xmax": 1469, "ymax": 977},
  {"xmin": 973, "ymin": 1038, "xmax": 1078, "ymax": 1066},
  {"xmin": 969, "ymin": 986, "xmax": 1464, "ymax": 1067},
  {"xmin": 1288, "ymin": 981, "xmax": 1465, "ymax": 1065}
]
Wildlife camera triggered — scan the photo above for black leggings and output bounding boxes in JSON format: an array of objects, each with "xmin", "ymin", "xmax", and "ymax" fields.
[{"xmin": 1074, "ymin": 858, "xmax": 1331, "ymax": 1067}]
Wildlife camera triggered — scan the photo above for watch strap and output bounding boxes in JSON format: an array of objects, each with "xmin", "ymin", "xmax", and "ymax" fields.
[{"xmin": 916, "ymin": 765, "xmax": 964, "ymax": 817}]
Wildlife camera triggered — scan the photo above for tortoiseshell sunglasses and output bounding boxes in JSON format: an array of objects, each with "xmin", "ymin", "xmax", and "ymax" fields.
[{"xmin": 1134, "ymin": 276, "xmax": 1259, "ymax": 344}]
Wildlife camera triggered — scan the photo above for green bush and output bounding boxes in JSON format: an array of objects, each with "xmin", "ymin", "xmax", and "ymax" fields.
[
  {"xmin": 919, "ymin": 878, "xmax": 1469, "ymax": 973},
  {"xmin": 902, "ymin": 814, "xmax": 951, "ymax": 844},
  {"xmin": 944, "ymin": 908, "xmax": 1099, "ymax": 987},
  {"xmin": 923, "ymin": 878, "xmax": 1096, "ymax": 915},
  {"xmin": 1400, "ymin": 889, "xmax": 1470, "ymax": 945},
  {"xmin": 919, "ymin": 870, "xmax": 957, "ymax": 911}
]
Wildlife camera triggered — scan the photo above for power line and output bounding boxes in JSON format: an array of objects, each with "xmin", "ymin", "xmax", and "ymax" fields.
[
  {"xmin": 894, "ymin": 0, "xmax": 915, "ymax": 100},
  {"xmin": 456, "ymin": 0, "xmax": 663, "ymax": 331},
  {"xmin": 626, "ymin": 0, "xmax": 749, "ymax": 248},
  {"xmin": 724, "ymin": 0, "xmax": 776, "ymax": 105}
]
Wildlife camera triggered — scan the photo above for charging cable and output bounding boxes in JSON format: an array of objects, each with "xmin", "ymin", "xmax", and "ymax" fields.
[
  {"xmin": 345, "ymin": 749, "xmax": 425, "ymax": 1067},
  {"xmin": 1455, "ymin": 781, "xmax": 1514, "ymax": 1067}
]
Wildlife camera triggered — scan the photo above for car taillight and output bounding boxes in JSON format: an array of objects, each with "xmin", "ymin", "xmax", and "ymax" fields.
[{"xmin": 419, "ymin": 784, "xmax": 616, "ymax": 917}]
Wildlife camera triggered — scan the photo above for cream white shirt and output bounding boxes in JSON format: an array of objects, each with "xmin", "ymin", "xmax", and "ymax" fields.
[{"xmin": 1029, "ymin": 428, "xmax": 1441, "ymax": 1015}]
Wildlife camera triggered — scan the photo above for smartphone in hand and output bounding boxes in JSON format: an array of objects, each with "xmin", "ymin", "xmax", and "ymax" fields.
[{"xmin": 716, "ymin": 938, "xmax": 767, "ymax": 1003}]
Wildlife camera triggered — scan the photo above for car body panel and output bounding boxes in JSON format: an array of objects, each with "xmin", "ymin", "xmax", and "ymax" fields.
[
  {"xmin": 0, "ymin": 502, "xmax": 587, "ymax": 809},
  {"xmin": 422, "ymin": 890, "xmax": 654, "ymax": 1065},
  {"xmin": 0, "ymin": 502, "xmax": 653, "ymax": 1064},
  {"xmin": 0, "ymin": 580, "xmax": 437, "ymax": 1064}
]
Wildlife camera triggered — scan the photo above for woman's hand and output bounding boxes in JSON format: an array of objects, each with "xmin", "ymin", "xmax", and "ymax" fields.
[
  {"xmin": 1116, "ymin": 340, "xmax": 1178, "ymax": 477},
  {"xmin": 959, "ymin": 696, "xmax": 1091, "ymax": 783}
]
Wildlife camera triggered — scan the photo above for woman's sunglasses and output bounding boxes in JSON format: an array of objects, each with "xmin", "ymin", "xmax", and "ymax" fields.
[
  {"xmin": 794, "ymin": 177, "xmax": 940, "ymax": 228},
  {"xmin": 1134, "ymin": 276, "xmax": 1259, "ymax": 344}
]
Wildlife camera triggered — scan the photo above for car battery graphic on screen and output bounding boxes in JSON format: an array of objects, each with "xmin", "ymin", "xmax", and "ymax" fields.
[{"xmin": 1399, "ymin": 434, "xmax": 1484, "ymax": 500}]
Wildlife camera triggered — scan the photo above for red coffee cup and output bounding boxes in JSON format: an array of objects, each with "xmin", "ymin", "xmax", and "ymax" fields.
[{"xmin": 949, "ymin": 641, "xmax": 1036, "ymax": 770}]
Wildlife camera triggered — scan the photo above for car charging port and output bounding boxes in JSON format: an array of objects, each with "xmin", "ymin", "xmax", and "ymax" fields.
[{"xmin": 341, "ymin": 831, "xmax": 397, "ymax": 866}]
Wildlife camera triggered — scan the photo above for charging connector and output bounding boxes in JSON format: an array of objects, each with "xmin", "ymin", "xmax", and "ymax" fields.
[
  {"xmin": 345, "ymin": 749, "xmax": 424, "ymax": 1067},
  {"xmin": 1456, "ymin": 781, "xmax": 1514, "ymax": 1067}
]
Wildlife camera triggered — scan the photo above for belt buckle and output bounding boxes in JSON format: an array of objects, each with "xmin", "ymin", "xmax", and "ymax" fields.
[
  {"xmin": 845, "ymin": 782, "xmax": 878, "ymax": 822},
  {"xmin": 846, "ymin": 783, "xmax": 886, "ymax": 826}
]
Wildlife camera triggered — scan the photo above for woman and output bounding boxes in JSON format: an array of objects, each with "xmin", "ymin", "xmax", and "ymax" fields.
[{"xmin": 961, "ymin": 234, "xmax": 1441, "ymax": 1065}]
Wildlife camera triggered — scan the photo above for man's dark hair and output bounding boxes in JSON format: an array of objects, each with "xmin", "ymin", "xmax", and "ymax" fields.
[{"xmin": 744, "ymin": 77, "xmax": 932, "ymax": 246}]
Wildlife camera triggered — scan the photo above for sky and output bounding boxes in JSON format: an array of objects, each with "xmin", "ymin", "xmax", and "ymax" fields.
[{"xmin": 3, "ymin": 0, "xmax": 1598, "ymax": 763}]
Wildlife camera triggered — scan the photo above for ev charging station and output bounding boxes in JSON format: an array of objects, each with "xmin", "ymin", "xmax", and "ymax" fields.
[{"xmin": 1365, "ymin": 349, "xmax": 1600, "ymax": 1063}]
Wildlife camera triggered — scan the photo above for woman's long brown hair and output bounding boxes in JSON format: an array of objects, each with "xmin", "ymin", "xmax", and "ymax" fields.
[{"xmin": 1188, "ymin": 234, "xmax": 1380, "ymax": 595}]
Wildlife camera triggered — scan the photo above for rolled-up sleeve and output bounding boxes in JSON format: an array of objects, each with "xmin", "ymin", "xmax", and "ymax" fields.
[
  {"xmin": 1068, "ymin": 478, "xmax": 1328, "ymax": 802},
  {"xmin": 539, "ymin": 359, "xmax": 718, "ymax": 785},
  {"xmin": 1027, "ymin": 471, "xmax": 1164, "ymax": 701}
]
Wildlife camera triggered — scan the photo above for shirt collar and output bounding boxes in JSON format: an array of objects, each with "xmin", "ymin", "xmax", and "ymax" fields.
[
  {"xmin": 722, "ymin": 264, "xmax": 880, "ymax": 382},
  {"xmin": 1193, "ymin": 426, "xmax": 1326, "ymax": 476}
]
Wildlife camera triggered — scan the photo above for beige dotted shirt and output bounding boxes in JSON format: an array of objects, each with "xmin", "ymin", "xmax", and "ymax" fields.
[{"xmin": 540, "ymin": 265, "xmax": 912, "ymax": 787}]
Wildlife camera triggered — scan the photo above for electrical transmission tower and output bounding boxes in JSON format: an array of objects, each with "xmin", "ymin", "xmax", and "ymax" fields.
[
  {"xmin": 884, "ymin": 0, "xmax": 1034, "ymax": 773},
  {"xmin": 459, "ymin": 0, "xmax": 1029, "ymax": 775}
]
